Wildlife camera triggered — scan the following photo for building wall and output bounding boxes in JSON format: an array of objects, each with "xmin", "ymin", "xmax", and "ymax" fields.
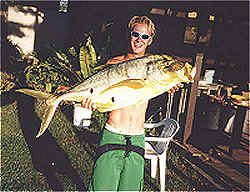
[{"xmin": 7, "ymin": 5, "xmax": 44, "ymax": 55}]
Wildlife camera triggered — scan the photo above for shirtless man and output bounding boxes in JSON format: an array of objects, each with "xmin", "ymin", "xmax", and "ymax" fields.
[{"xmin": 82, "ymin": 15, "xmax": 180, "ymax": 191}]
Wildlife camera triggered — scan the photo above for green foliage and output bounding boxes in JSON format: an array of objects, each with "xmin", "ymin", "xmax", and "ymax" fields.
[
  {"xmin": 24, "ymin": 32, "xmax": 110, "ymax": 93},
  {"xmin": 1, "ymin": 21, "xmax": 113, "ymax": 94},
  {"xmin": 0, "ymin": 72, "xmax": 16, "ymax": 93},
  {"xmin": 24, "ymin": 49, "xmax": 81, "ymax": 93},
  {"xmin": 79, "ymin": 36, "xmax": 97, "ymax": 79}
]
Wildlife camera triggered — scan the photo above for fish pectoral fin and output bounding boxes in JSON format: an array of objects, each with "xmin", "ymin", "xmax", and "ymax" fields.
[
  {"xmin": 119, "ymin": 79, "xmax": 146, "ymax": 89},
  {"xmin": 16, "ymin": 89, "xmax": 53, "ymax": 100},
  {"xmin": 98, "ymin": 79, "xmax": 146, "ymax": 100},
  {"xmin": 93, "ymin": 79, "xmax": 147, "ymax": 112},
  {"xmin": 104, "ymin": 79, "xmax": 146, "ymax": 92},
  {"xmin": 36, "ymin": 105, "xmax": 57, "ymax": 138}
]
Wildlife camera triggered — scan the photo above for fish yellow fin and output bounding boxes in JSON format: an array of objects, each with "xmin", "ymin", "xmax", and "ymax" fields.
[
  {"xmin": 101, "ymin": 79, "xmax": 145, "ymax": 94},
  {"xmin": 94, "ymin": 79, "xmax": 147, "ymax": 112},
  {"xmin": 36, "ymin": 105, "xmax": 57, "ymax": 138}
]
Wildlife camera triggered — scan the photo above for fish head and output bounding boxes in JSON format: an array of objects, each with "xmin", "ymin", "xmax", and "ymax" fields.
[
  {"xmin": 147, "ymin": 54, "xmax": 196, "ymax": 84},
  {"xmin": 157, "ymin": 55, "xmax": 185, "ymax": 73}
]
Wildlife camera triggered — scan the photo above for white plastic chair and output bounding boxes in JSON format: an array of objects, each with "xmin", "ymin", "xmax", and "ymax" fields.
[{"xmin": 144, "ymin": 118, "xmax": 180, "ymax": 192}]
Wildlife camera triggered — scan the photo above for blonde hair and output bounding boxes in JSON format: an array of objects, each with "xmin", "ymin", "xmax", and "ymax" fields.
[{"xmin": 128, "ymin": 16, "xmax": 156, "ymax": 39}]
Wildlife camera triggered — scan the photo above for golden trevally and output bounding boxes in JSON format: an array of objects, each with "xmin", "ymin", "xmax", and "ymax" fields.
[{"xmin": 16, "ymin": 54, "xmax": 196, "ymax": 138}]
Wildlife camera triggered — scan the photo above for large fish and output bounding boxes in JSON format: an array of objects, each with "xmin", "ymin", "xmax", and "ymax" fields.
[{"xmin": 16, "ymin": 54, "xmax": 196, "ymax": 138}]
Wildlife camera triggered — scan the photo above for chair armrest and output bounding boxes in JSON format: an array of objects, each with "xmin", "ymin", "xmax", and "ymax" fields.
[
  {"xmin": 144, "ymin": 122, "xmax": 162, "ymax": 129},
  {"xmin": 145, "ymin": 118, "xmax": 180, "ymax": 138},
  {"xmin": 145, "ymin": 136, "xmax": 172, "ymax": 142},
  {"xmin": 145, "ymin": 118, "xmax": 179, "ymax": 155}
]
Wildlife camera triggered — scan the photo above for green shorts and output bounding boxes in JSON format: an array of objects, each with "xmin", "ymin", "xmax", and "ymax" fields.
[{"xmin": 88, "ymin": 128, "xmax": 145, "ymax": 191}]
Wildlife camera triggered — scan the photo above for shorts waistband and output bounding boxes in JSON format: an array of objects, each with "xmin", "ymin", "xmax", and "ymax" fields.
[{"xmin": 105, "ymin": 123, "xmax": 144, "ymax": 136}]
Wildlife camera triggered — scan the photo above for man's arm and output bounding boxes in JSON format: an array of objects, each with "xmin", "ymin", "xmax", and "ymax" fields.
[{"xmin": 106, "ymin": 55, "xmax": 126, "ymax": 65}]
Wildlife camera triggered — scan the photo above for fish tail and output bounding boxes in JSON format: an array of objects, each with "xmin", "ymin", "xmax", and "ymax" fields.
[
  {"xmin": 36, "ymin": 104, "xmax": 58, "ymax": 138},
  {"xmin": 16, "ymin": 89, "xmax": 53, "ymax": 100},
  {"xmin": 182, "ymin": 63, "xmax": 196, "ymax": 82},
  {"xmin": 191, "ymin": 66, "xmax": 196, "ymax": 80},
  {"xmin": 15, "ymin": 89, "xmax": 58, "ymax": 138}
]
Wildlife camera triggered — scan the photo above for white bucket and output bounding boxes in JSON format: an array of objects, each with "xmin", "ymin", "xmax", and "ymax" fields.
[
  {"xmin": 73, "ymin": 104, "xmax": 92, "ymax": 127},
  {"xmin": 203, "ymin": 69, "xmax": 215, "ymax": 83}
]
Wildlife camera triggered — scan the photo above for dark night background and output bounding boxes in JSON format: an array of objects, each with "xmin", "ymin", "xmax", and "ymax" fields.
[
  {"xmin": 2, "ymin": 1, "xmax": 249, "ymax": 125},
  {"xmin": 28, "ymin": 1, "xmax": 250, "ymax": 84},
  {"xmin": 2, "ymin": 1, "xmax": 249, "ymax": 84}
]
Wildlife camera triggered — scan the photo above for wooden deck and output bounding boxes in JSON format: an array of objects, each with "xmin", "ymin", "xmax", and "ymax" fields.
[{"xmin": 175, "ymin": 128, "xmax": 249, "ymax": 191}]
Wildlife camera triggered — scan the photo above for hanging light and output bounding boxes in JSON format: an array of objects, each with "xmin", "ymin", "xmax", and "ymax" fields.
[
  {"xmin": 188, "ymin": 11, "xmax": 198, "ymax": 19},
  {"xmin": 209, "ymin": 15, "xmax": 215, "ymax": 21},
  {"xmin": 59, "ymin": 0, "xmax": 69, "ymax": 13}
]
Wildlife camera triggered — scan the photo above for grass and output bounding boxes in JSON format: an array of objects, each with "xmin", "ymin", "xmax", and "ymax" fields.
[
  {"xmin": 1, "ymin": 104, "xmax": 39, "ymax": 190},
  {"xmin": 1, "ymin": 98, "xmax": 217, "ymax": 191},
  {"xmin": 1, "ymin": 100, "xmax": 90, "ymax": 191}
]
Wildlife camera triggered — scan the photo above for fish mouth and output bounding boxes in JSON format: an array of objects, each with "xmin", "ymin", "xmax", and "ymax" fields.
[{"xmin": 158, "ymin": 59, "xmax": 185, "ymax": 74}]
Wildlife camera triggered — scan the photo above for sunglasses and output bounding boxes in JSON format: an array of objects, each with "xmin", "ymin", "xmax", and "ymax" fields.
[{"xmin": 130, "ymin": 31, "xmax": 151, "ymax": 40}]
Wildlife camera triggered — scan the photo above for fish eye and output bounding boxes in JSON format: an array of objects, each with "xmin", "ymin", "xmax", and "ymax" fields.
[
  {"xmin": 90, "ymin": 88, "xmax": 94, "ymax": 94},
  {"xmin": 169, "ymin": 60, "xmax": 185, "ymax": 72}
]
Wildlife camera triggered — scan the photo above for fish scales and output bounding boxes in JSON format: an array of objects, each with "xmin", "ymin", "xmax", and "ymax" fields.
[
  {"xmin": 48, "ymin": 55, "xmax": 158, "ymax": 106},
  {"xmin": 71, "ymin": 55, "xmax": 154, "ymax": 94}
]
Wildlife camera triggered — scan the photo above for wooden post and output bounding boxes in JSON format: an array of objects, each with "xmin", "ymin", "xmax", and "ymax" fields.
[
  {"xmin": 183, "ymin": 53, "xmax": 204, "ymax": 145},
  {"xmin": 166, "ymin": 93, "xmax": 174, "ymax": 118}
]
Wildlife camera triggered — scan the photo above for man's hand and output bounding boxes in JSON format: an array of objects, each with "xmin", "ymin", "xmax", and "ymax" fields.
[
  {"xmin": 167, "ymin": 83, "xmax": 183, "ymax": 94},
  {"xmin": 81, "ymin": 97, "xmax": 96, "ymax": 111},
  {"xmin": 56, "ymin": 85, "xmax": 70, "ymax": 94}
]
